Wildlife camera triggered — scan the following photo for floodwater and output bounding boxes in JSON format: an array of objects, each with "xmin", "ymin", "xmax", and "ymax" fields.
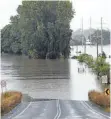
[
  {"xmin": 1, "ymin": 45, "xmax": 110, "ymax": 101},
  {"xmin": 71, "ymin": 45, "xmax": 110, "ymax": 63}
]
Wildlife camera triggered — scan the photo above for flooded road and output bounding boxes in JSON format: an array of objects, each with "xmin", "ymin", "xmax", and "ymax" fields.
[
  {"xmin": 71, "ymin": 45, "xmax": 110, "ymax": 63},
  {"xmin": 1, "ymin": 52, "xmax": 103, "ymax": 100}
]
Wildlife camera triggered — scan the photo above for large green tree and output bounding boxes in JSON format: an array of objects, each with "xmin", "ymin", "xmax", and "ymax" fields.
[
  {"xmin": 1, "ymin": 15, "xmax": 21, "ymax": 54},
  {"xmin": 1, "ymin": 1, "xmax": 74, "ymax": 59}
]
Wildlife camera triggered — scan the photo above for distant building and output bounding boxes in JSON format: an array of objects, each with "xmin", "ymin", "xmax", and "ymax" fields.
[{"xmin": 85, "ymin": 39, "xmax": 94, "ymax": 45}]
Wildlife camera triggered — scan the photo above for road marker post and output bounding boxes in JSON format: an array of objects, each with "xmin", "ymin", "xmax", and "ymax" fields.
[
  {"xmin": 101, "ymin": 75, "xmax": 108, "ymax": 84},
  {"xmin": 1, "ymin": 80, "xmax": 7, "ymax": 94},
  {"xmin": 104, "ymin": 88, "xmax": 110, "ymax": 96}
]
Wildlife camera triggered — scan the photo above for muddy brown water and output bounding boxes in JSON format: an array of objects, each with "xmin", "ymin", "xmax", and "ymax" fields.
[{"xmin": 1, "ymin": 52, "xmax": 104, "ymax": 101}]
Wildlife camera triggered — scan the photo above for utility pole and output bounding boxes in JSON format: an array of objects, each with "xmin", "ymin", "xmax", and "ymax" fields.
[
  {"xmin": 81, "ymin": 17, "xmax": 84, "ymax": 48},
  {"xmin": 109, "ymin": 29, "xmax": 111, "ymax": 44},
  {"xmin": 81, "ymin": 17, "xmax": 86, "ymax": 53},
  {"xmin": 97, "ymin": 30, "xmax": 99, "ymax": 59},
  {"xmin": 0, "ymin": 29, "xmax": 1, "ymax": 53},
  {"xmin": 90, "ymin": 17, "xmax": 92, "ymax": 46},
  {"xmin": 76, "ymin": 45, "xmax": 78, "ymax": 56},
  {"xmin": 92, "ymin": 29, "xmax": 101, "ymax": 59},
  {"xmin": 101, "ymin": 17, "xmax": 103, "ymax": 53},
  {"xmin": 84, "ymin": 19, "xmax": 86, "ymax": 53}
]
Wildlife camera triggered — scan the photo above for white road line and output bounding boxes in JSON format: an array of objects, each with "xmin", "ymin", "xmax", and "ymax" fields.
[
  {"xmin": 81, "ymin": 101, "xmax": 110, "ymax": 119},
  {"xmin": 13, "ymin": 102, "xmax": 32, "ymax": 119},
  {"xmin": 83, "ymin": 101, "xmax": 111, "ymax": 119},
  {"xmin": 54, "ymin": 100, "xmax": 59, "ymax": 119},
  {"xmin": 72, "ymin": 116, "xmax": 83, "ymax": 118},
  {"xmin": 81, "ymin": 101, "xmax": 105, "ymax": 118},
  {"xmin": 56, "ymin": 100, "xmax": 61, "ymax": 119}
]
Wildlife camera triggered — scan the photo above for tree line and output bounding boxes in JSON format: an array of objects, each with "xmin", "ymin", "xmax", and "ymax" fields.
[
  {"xmin": 1, "ymin": 1, "xmax": 74, "ymax": 59},
  {"xmin": 89, "ymin": 29, "xmax": 110, "ymax": 45},
  {"xmin": 71, "ymin": 29, "xmax": 110, "ymax": 46}
]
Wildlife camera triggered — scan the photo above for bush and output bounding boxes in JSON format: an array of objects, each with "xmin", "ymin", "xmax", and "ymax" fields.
[
  {"xmin": 88, "ymin": 90, "xmax": 110, "ymax": 107},
  {"xmin": 84, "ymin": 55, "xmax": 94, "ymax": 67},
  {"xmin": 71, "ymin": 55, "xmax": 78, "ymax": 59},
  {"xmin": 93, "ymin": 57, "xmax": 110, "ymax": 76},
  {"xmin": 1, "ymin": 91, "xmax": 22, "ymax": 115},
  {"xmin": 102, "ymin": 51, "xmax": 107, "ymax": 59},
  {"xmin": 77, "ymin": 54, "xmax": 110, "ymax": 78},
  {"xmin": 77, "ymin": 53, "xmax": 89, "ymax": 62}
]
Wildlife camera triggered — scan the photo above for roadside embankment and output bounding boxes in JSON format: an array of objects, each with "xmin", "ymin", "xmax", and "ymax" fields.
[
  {"xmin": 1, "ymin": 91, "xmax": 22, "ymax": 115},
  {"xmin": 88, "ymin": 90, "xmax": 110, "ymax": 112}
]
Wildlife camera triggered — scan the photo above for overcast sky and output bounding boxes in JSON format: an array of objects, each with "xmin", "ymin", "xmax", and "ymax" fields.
[{"xmin": 0, "ymin": 0, "xmax": 111, "ymax": 31}]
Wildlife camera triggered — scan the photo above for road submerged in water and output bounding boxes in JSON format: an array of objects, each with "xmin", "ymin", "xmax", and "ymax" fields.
[
  {"xmin": 1, "ymin": 49, "xmax": 110, "ymax": 119},
  {"xmin": 1, "ymin": 54, "xmax": 103, "ymax": 100}
]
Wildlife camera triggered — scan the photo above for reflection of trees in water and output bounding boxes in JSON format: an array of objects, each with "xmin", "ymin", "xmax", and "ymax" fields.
[
  {"xmin": 78, "ymin": 67, "xmax": 85, "ymax": 73},
  {"xmin": 13, "ymin": 57, "xmax": 70, "ymax": 80},
  {"xmin": 78, "ymin": 62, "xmax": 86, "ymax": 73}
]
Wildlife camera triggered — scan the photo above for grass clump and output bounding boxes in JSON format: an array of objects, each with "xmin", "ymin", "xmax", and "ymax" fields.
[
  {"xmin": 88, "ymin": 90, "xmax": 110, "ymax": 112},
  {"xmin": 93, "ymin": 57, "xmax": 110, "ymax": 76},
  {"xmin": 1, "ymin": 91, "xmax": 22, "ymax": 115},
  {"xmin": 77, "ymin": 53, "xmax": 89, "ymax": 62}
]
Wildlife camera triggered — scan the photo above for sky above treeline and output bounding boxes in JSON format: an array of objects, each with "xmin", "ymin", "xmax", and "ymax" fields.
[{"xmin": 0, "ymin": 0, "xmax": 111, "ymax": 31}]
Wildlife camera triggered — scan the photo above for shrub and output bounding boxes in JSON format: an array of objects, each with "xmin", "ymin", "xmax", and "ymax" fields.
[
  {"xmin": 1, "ymin": 91, "xmax": 22, "ymax": 115},
  {"xmin": 77, "ymin": 54, "xmax": 110, "ymax": 77},
  {"xmin": 88, "ymin": 90, "xmax": 110, "ymax": 107},
  {"xmin": 77, "ymin": 53, "xmax": 89, "ymax": 62},
  {"xmin": 102, "ymin": 51, "xmax": 107, "ymax": 59},
  {"xmin": 84, "ymin": 55, "xmax": 94, "ymax": 67},
  {"xmin": 71, "ymin": 55, "xmax": 78, "ymax": 59},
  {"xmin": 93, "ymin": 57, "xmax": 110, "ymax": 76}
]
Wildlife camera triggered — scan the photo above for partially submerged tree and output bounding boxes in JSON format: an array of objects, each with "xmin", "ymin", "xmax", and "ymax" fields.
[
  {"xmin": 1, "ymin": 16, "xmax": 21, "ymax": 54},
  {"xmin": 1, "ymin": 1, "xmax": 75, "ymax": 59}
]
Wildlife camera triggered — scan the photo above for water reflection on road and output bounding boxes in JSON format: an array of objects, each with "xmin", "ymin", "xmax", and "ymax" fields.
[
  {"xmin": 1, "ymin": 54, "xmax": 102, "ymax": 100},
  {"xmin": 70, "ymin": 60, "xmax": 102, "ymax": 100}
]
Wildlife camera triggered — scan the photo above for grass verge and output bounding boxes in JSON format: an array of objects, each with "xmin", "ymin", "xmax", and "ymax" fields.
[
  {"xmin": 1, "ymin": 91, "xmax": 22, "ymax": 115},
  {"xmin": 88, "ymin": 90, "xmax": 110, "ymax": 112}
]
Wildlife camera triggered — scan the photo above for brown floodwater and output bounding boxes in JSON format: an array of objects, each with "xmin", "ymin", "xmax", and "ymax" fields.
[{"xmin": 1, "ymin": 53, "xmax": 103, "ymax": 101}]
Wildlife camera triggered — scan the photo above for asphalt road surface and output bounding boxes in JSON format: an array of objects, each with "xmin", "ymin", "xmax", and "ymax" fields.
[{"xmin": 2, "ymin": 100, "xmax": 110, "ymax": 119}]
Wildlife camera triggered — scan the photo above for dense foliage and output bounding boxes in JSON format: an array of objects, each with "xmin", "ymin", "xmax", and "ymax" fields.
[
  {"xmin": 1, "ymin": 1, "xmax": 74, "ymax": 59},
  {"xmin": 77, "ymin": 54, "xmax": 110, "ymax": 83},
  {"xmin": 1, "ymin": 16, "xmax": 21, "ymax": 54},
  {"xmin": 94, "ymin": 57, "xmax": 110, "ymax": 76}
]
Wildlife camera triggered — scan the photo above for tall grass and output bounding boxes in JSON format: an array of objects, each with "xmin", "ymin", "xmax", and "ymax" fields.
[
  {"xmin": 1, "ymin": 91, "xmax": 22, "ymax": 115},
  {"xmin": 88, "ymin": 90, "xmax": 110, "ymax": 108}
]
